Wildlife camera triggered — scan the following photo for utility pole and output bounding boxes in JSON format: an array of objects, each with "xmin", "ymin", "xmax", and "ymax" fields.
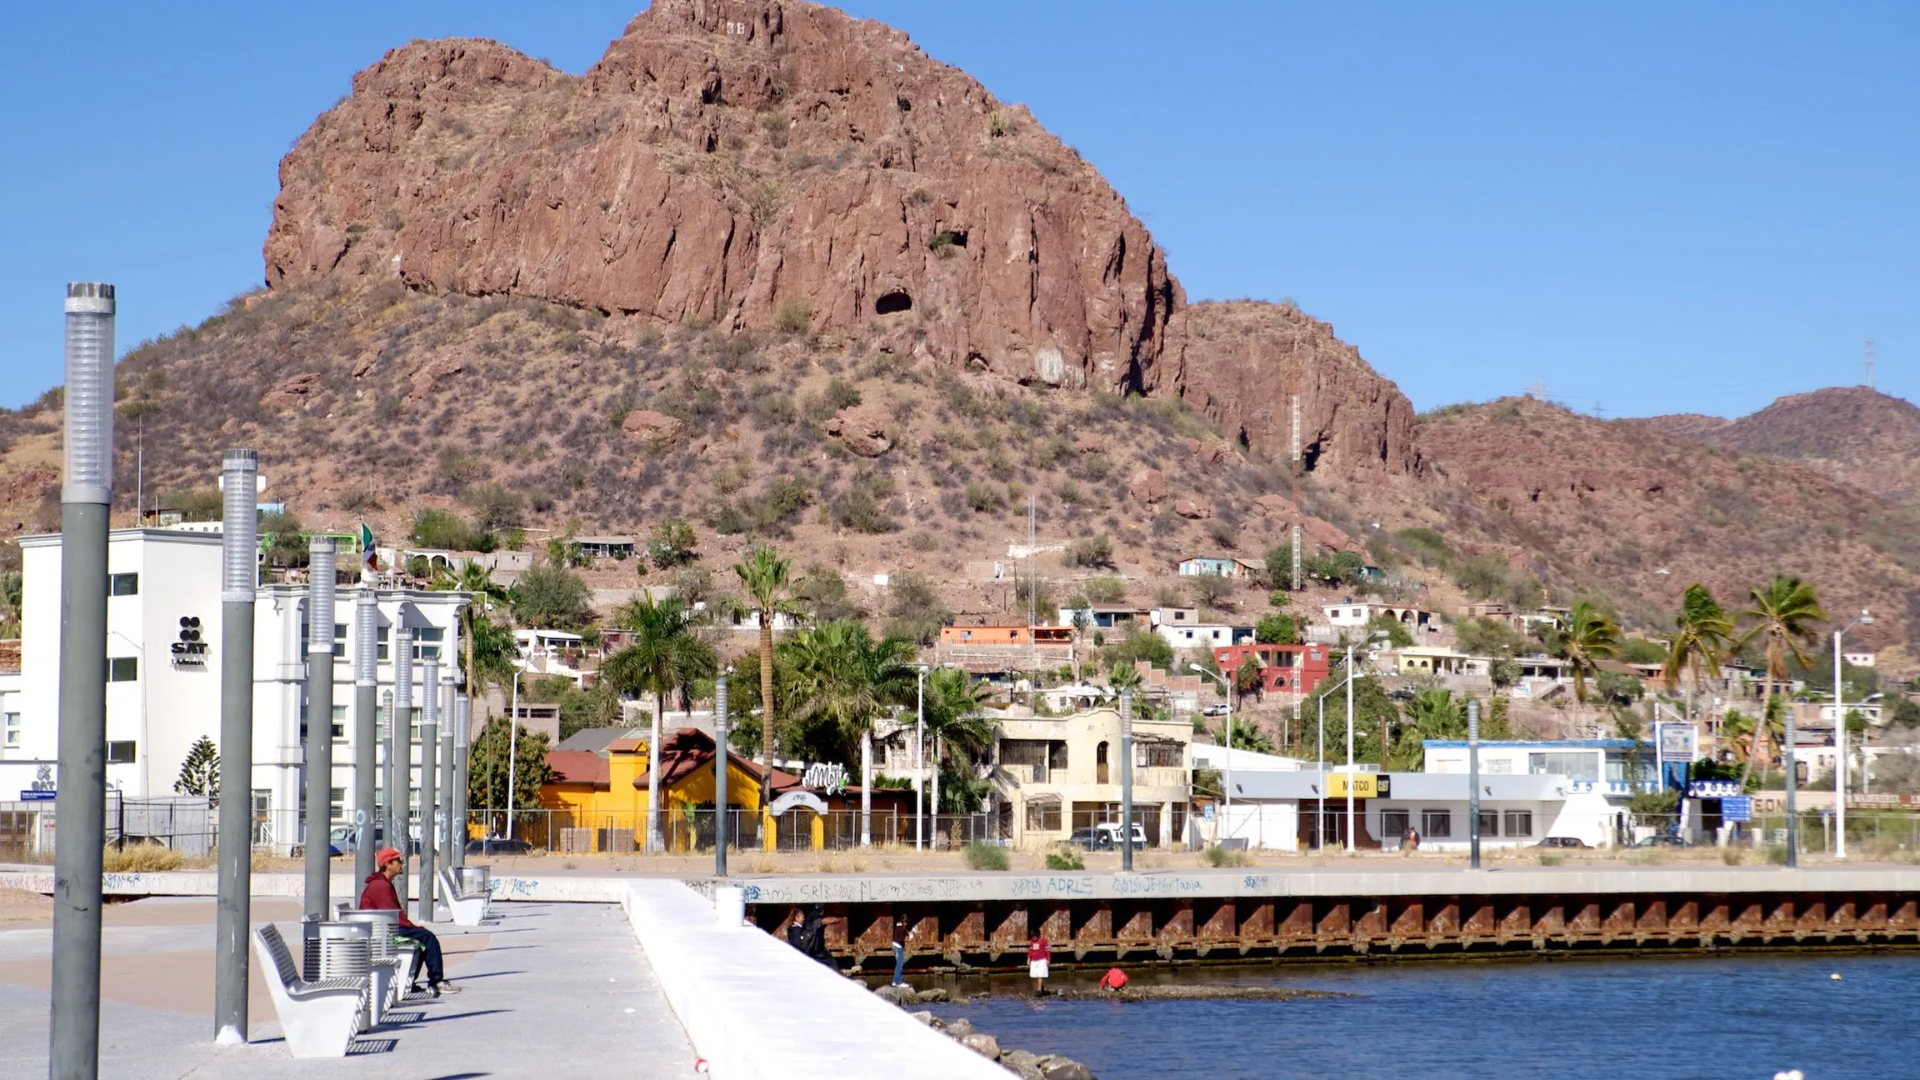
[
  {"xmin": 303, "ymin": 537, "xmax": 337, "ymax": 924},
  {"xmin": 389, "ymin": 628, "xmax": 412, "ymax": 906},
  {"xmin": 214, "ymin": 447, "xmax": 258, "ymax": 1046},
  {"xmin": 506, "ymin": 672, "xmax": 518, "ymax": 842},
  {"xmin": 1468, "ymin": 699, "xmax": 1481, "ymax": 870},
  {"xmin": 417, "ymin": 658, "xmax": 439, "ymax": 923},
  {"xmin": 1120, "ymin": 690, "xmax": 1134, "ymax": 872},
  {"xmin": 51, "ymin": 281, "xmax": 114, "ymax": 1080},
  {"xmin": 451, "ymin": 692, "xmax": 469, "ymax": 869},
  {"xmin": 1865, "ymin": 338, "xmax": 1876, "ymax": 389},
  {"xmin": 1345, "ymin": 642, "xmax": 1356, "ymax": 853},
  {"xmin": 439, "ymin": 674, "xmax": 456, "ymax": 869},
  {"xmin": 715, "ymin": 674, "xmax": 730, "ymax": 877},
  {"xmin": 915, "ymin": 667, "xmax": 925, "ymax": 852},
  {"xmin": 352, "ymin": 588, "xmax": 378, "ymax": 885}
]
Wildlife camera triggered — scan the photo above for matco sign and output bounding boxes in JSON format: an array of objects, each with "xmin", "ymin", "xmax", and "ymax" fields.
[
  {"xmin": 802, "ymin": 762, "xmax": 848, "ymax": 796},
  {"xmin": 170, "ymin": 616, "xmax": 209, "ymax": 668}
]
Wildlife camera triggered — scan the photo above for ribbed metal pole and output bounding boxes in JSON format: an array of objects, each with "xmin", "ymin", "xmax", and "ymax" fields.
[
  {"xmin": 303, "ymin": 537, "xmax": 337, "ymax": 922},
  {"xmin": 214, "ymin": 447, "xmax": 258, "ymax": 1046},
  {"xmin": 51, "ymin": 281, "xmax": 114, "ymax": 1080},
  {"xmin": 352, "ymin": 589, "xmax": 378, "ymax": 885},
  {"xmin": 1468, "ymin": 699, "xmax": 1481, "ymax": 870},
  {"xmin": 1120, "ymin": 690, "xmax": 1134, "ymax": 872},
  {"xmin": 451, "ymin": 692, "xmax": 469, "ymax": 868},
  {"xmin": 1784, "ymin": 686, "xmax": 1799, "ymax": 868},
  {"xmin": 439, "ymin": 675, "xmax": 455, "ymax": 869},
  {"xmin": 379, "ymin": 688, "xmax": 395, "ymax": 861},
  {"xmin": 390, "ymin": 628, "xmax": 412, "ymax": 906},
  {"xmin": 417, "ymin": 658, "xmax": 438, "ymax": 922},
  {"xmin": 715, "ymin": 675, "xmax": 729, "ymax": 878}
]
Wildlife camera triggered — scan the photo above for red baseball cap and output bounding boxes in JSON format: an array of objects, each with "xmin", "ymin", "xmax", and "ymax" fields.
[{"xmin": 375, "ymin": 847, "xmax": 404, "ymax": 867}]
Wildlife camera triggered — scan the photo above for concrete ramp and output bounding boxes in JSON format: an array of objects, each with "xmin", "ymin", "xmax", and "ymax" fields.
[{"xmin": 622, "ymin": 879, "xmax": 1006, "ymax": 1080}]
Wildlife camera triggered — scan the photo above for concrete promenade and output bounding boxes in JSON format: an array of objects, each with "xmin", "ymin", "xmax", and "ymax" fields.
[{"xmin": 0, "ymin": 898, "xmax": 695, "ymax": 1079}]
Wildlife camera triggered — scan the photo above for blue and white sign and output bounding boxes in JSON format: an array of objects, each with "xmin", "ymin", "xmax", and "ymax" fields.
[
  {"xmin": 1721, "ymin": 796, "xmax": 1753, "ymax": 822},
  {"xmin": 19, "ymin": 790, "xmax": 55, "ymax": 801},
  {"xmin": 1688, "ymin": 780, "xmax": 1743, "ymax": 799},
  {"xmin": 1658, "ymin": 722, "xmax": 1697, "ymax": 762}
]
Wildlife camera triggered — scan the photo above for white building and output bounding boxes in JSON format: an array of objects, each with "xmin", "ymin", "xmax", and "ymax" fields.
[{"xmin": 8, "ymin": 528, "xmax": 468, "ymax": 853}]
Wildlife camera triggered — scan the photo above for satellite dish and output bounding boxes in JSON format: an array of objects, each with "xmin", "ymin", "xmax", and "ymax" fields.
[{"xmin": 216, "ymin": 474, "xmax": 270, "ymax": 494}]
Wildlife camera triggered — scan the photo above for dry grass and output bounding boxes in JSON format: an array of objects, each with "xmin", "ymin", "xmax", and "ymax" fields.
[{"xmin": 100, "ymin": 843, "xmax": 185, "ymax": 873}]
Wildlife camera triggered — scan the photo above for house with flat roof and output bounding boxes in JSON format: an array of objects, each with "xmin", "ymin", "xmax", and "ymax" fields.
[
  {"xmin": 1212, "ymin": 643, "xmax": 1333, "ymax": 695},
  {"xmin": 1177, "ymin": 556, "xmax": 1260, "ymax": 579},
  {"xmin": 1324, "ymin": 601, "xmax": 1437, "ymax": 633},
  {"xmin": 993, "ymin": 707, "xmax": 1193, "ymax": 850},
  {"xmin": 936, "ymin": 625, "xmax": 1076, "ymax": 673}
]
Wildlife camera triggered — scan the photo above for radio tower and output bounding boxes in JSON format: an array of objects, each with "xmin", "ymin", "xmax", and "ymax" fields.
[{"xmin": 1865, "ymin": 338, "xmax": 1875, "ymax": 389}]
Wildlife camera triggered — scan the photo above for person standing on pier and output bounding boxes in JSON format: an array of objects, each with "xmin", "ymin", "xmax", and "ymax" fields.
[
  {"xmin": 1027, "ymin": 933, "xmax": 1051, "ymax": 996},
  {"xmin": 892, "ymin": 911, "xmax": 913, "ymax": 987}
]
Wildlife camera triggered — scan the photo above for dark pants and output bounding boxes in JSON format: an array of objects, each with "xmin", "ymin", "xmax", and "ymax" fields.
[{"xmin": 395, "ymin": 926, "xmax": 444, "ymax": 984}]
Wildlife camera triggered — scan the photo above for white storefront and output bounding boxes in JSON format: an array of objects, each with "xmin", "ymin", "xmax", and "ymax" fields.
[{"xmin": 8, "ymin": 528, "xmax": 467, "ymax": 852}]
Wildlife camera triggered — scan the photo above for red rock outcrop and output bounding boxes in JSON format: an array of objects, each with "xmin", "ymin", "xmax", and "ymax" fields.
[{"xmin": 824, "ymin": 404, "xmax": 891, "ymax": 457}]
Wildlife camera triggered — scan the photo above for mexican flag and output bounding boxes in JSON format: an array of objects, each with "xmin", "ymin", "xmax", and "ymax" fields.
[{"xmin": 360, "ymin": 523, "xmax": 378, "ymax": 574}]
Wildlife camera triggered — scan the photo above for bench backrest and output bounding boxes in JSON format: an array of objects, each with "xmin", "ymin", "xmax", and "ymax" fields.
[{"xmin": 257, "ymin": 924, "xmax": 301, "ymax": 989}]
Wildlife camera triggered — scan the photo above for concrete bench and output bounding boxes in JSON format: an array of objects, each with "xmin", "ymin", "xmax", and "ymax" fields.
[
  {"xmin": 253, "ymin": 924, "xmax": 366, "ymax": 1058},
  {"xmin": 437, "ymin": 867, "xmax": 490, "ymax": 927}
]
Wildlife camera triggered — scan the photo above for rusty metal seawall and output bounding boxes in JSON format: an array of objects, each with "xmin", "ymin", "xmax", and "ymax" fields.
[{"xmin": 728, "ymin": 867, "xmax": 1920, "ymax": 971}]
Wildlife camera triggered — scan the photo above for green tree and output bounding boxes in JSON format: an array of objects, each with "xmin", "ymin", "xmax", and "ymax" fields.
[
  {"xmin": 1105, "ymin": 660, "xmax": 1145, "ymax": 702},
  {"xmin": 1186, "ymin": 573, "xmax": 1236, "ymax": 610},
  {"xmin": 173, "ymin": 735, "xmax": 219, "ymax": 804},
  {"xmin": 529, "ymin": 676, "xmax": 619, "ymax": 741},
  {"xmin": 1320, "ymin": 675, "xmax": 1399, "ymax": 768},
  {"xmin": 1559, "ymin": 600, "xmax": 1622, "ymax": 725},
  {"xmin": 1735, "ymin": 575, "xmax": 1827, "ymax": 785},
  {"xmin": 260, "ymin": 510, "xmax": 307, "ymax": 570},
  {"xmin": 734, "ymin": 545, "xmax": 800, "ymax": 803},
  {"xmin": 1663, "ymin": 583, "xmax": 1734, "ymax": 722},
  {"xmin": 921, "ymin": 667, "xmax": 995, "ymax": 814},
  {"xmin": 466, "ymin": 718, "xmax": 556, "ymax": 836},
  {"xmin": 1211, "ymin": 721, "xmax": 1274, "ymax": 753},
  {"xmin": 434, "ymin": 561, "xmax": 513, "ymax": 711},
  {"xmin": 1103, "ymin": 628, "xmax": 1173, "ymax": 672},
  {"xmin": 781, "ymin": 620, "xmax": 916, "ymax": 766},
  {"xmin": 511, "ymin": 564, "xmax": 593, "ymax": 629},
  {"xmin": 647, "ymin": 518, "xmax": 698, "ymax": 571},
  {"xmin": 601, "ymin": 593, "xmax": 718, "ymax": 852},
  {"xmin": 1455, "ymin": 617, "xmax": 1528, "ymax": 657},
  {"xmin": 883, "ymin": 570, "xmax": 951, "ymax": 646},
  {"xmin": 1386, "ymin": 689, "xmax": 1463, "ymax": 770},
  {"xmin": 1254, "ymin": 614, "xmax": 1297, "ymax": 645},
  {"xmin": 1234, "ymin": 656, "xmax": 1265, "ymax": 704},
  {"xmin": 1265, "ymin": 543, "xmax": 1295, "ymax": 589},
  {"xmin": 0, "ymin": 569, "xmax": 21, "ymax": 638},
  {"xmin": 1368, "ymin": 614, "xmax": 1413, "ymax": 649}
]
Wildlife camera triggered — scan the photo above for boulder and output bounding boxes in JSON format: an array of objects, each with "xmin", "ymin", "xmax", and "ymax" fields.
[
  {"xmin": 1127, "ymin": 468, "xmax": 1167, "ymax": 504},
  {"xmin": 1174, "ymin": 498, "xmax": 1211, "ymax": 520},
  {"xmin": 1042, "ymin": 1061, "xmax": 1096, "ymax": 1080},
  {"xmin": 943, "ymin": 1017, "xmax": 975, "ymax": 1038},
  {"xmin": 958, "ymin": 1032, "xmax": 1001, "ymax": 1060},
  {"xmin": 872, "ymin": 983, "xmax": 918, "ymax": 1007},
  {"xmin": 1073, "ymin": 432, "xmax": 1107, "ymax": 454},
  {"xmin": 1251, "ymin": 493, "xmax": 1297, "ymax": 519},
  {"xmin": 259, "ymin": 372, "xmax": 320, "ymax": 412},
  {"xmin": 914, "ymin": 987, "xmax": 951, "ymax": 1004},
  {"xmin": 1002, "ymin": 1050, "xmax": 1042, "ymax": 1072},
  {"xmin": 824, "ymin": 405, "xmax": 892, "ymax": 457},
  {"xmin": 907, "ymin": 1010, "xmax": 936, "ymax": 1026},
  {"xmin": 622, "ymin": 409, "xmax": 688, "ymax": 448}
]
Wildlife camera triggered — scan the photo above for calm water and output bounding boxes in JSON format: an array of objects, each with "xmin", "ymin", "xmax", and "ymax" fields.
[{"xmin": 929, "ymin": 954, "xmax": 1915, "ymax": 1079}]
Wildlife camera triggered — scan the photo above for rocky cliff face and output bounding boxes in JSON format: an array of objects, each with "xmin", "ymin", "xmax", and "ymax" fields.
[
  {"xmin": 1637, "ymin": 387, "xmax": 1920, "ymax": 506},
  {"xmin": 262, "ymin": 0, "xmax": 1415, "ymax": 477}
]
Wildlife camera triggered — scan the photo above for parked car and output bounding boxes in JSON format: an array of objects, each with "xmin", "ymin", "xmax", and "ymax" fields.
[
  {"xmin": 467, "ymin": 837, "xmax": 533, "ymax": 856},
  {"xmin": 1634, "ymin": 834, "xmax": 1691, "ymax": 848},
  {"xmin": 1068, "ymin": 826, "xmax": 1113, "ymax": 851},
  {"xmin": 1202, "ymin": 703, "xmax": 1230, "ymax": 717},
  {"xmin": 1535, "ymin": 836, "xmax": 1589, "ymax": 849}
]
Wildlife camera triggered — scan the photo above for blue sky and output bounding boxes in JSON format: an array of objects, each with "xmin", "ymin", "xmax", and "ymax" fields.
[{"xmin": 1, "ymin": 1, "xmax": 1913, "ymax": 418}]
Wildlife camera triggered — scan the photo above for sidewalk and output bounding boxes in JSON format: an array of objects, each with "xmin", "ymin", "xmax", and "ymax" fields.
[{"xmin": 0, "ymin": 898, "xmax": 695, "ymax": 1079}]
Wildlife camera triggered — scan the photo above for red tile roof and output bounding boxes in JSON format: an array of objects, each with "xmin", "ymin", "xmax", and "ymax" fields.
[{"xmin": 544, "ymin": 749, "xmax": 610, "ymax": 787}]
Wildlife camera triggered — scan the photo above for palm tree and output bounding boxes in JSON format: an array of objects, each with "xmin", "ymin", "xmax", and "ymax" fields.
[
  {"xmin": 1387, "ymin": 689, "xmax": 1464, "ymax": 770},
  {"xmin": 1105, "ymin": 661, "xmax": 1145, "ymax": 702},
  {"xmin": 434, "ymin": 561, "xmax": 512, "ymax": 718},
  {"xmin": 1559, "ymin": 601, "xmax": 1622, "ymax": 733},
  {"xmin": 602, "ymin": 593, "xmax": 717, "ymax": 853},
  {"xmin": 1663, "ymin": 583, "xmax": 1734, "ymax": 724},
  {"xmin": 734, "ymin": 546, "xmax": 801, "ymax": 805},
  {"xmin": 1724, "ymin": 701, "xmax": 1787, "ymax": 790},
  {"xmin": 1735, "ymin": 574, "xmax": 1827, "ymax": 787},
  {"xmin": 922, "ymin": 667, "xmax": 995, "ymax": 820},
  {"xmin": 1233, "ymin": 656, "xmax": 1265, "ymax": 707},
  {"xmin": 782, "ymin": 621, "xmax": 915, "ymax": 844}
]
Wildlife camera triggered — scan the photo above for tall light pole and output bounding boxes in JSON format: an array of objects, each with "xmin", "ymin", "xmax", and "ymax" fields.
[
  {"xmin": 214, "ymin": 447, "xmax": 257, "ymax": 1046},
  {"xmin": 389, "ymin": 627, "xmax": 412, "ymax": 904},
  {"xmin": 715, "ymin": 672, "xmax": 730, "ymax": 877},
  {"xmin": 52, "ymin": 281, "xmax": 114, "ymax": 1080},
  {"xmin": 439, "ymin": 674, "xmax": 456, "ymax": 867},
  {"xmin": 451, "ymin": 691, "xmax": 469, "ymax": 868},
  {"xmin": 506, "ymin": 669, "xmax": 520, "ymax": 842},
  {"xmin": 417, "ymin": 658, "xmax": 438, "ymax": 923},
  {"xmin": 1120, "ymin": 689, "xmax": 1134, "ymax": 871},
  {"xmin": 352, "ymin": 588, "xmax": 379, "ymax": 885},
  {"xmin": 1191, "ymin": 663, "xmax": 1233, "ymax": 844},
  {"xmin": 915, "ymin": 666, "xmax": 926, "ymax": 852},
  {"xmin": 1345, "ymin": 641, "xmax": 1357, "ymax": 852},
  {"xmin": 1467, "ymin": 699, "xmax": 1481, "ymax": 870},
  {"xmin": 1834, "ymin": 610, "xmax": 1872, "ymax": 860},
  {"xmin": 303, "ymin": 536, "xmax": 338, "ymax": 922}
]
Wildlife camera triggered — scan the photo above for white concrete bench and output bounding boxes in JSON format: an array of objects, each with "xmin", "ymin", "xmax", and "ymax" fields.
[
  {"xmin": 437, "ymin": 867, "xmax": 490, "ymax": 927},
  {"xmin": 253, "ymin": 924, "xmax": 367, "ymax": 1058}
]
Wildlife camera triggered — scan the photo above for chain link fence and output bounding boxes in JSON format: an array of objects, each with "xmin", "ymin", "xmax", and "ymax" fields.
[{"xmin": 470, "ymin": 808, "xmax": 1008, "ymax": 853}]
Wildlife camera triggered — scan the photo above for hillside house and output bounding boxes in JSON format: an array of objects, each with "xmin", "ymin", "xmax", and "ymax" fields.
[
  {"xmin": 1056, "ymin": 604, "xmax": 1150, "ymax": 630},
  {"xmin": 1392, "ymin": 647, "xmax": 1486, "ymax": 678},
  {"xmin": 1324, "ymin": 601, "xmax": 1437, "ymax": 633},
  {"xmin": 992, "ymin": 707, "xmax": 1193, "ymax": 849},
  {"xmin": 575, "ymin": 535, "xmax": 637, "ymax": 560},
  {"xmin": 1844, "ymin": 651, "xmax": 1877, "ymax": 668},
  {"xmin": 936, "ymin": 625, "xmax": 1076, "ymax": 673},
  {"xmin": 1177, "ymin": 556, "xmax": 1260, "ymax": 579},
  {"xmin": 1213, "ymin": 643, "xmax": 1334, "ymax": 695},
  {"xmin": 1156, "ymin": 621, "xmax": 1254, "ymax": 651}
]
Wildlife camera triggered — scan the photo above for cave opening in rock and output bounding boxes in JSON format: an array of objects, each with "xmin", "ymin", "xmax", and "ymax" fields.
[{"xmin": 875, "ymin": 290, "xmax": 913, "ymax": 315}]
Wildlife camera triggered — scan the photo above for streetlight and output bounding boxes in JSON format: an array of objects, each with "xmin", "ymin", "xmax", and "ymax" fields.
[
  {"xmin": 1190, "ymin": 663, "xmax": 1233, "ymax": 846},
  {"xmin": 915, "ymin": 664, "xmax": 927, "ymax": 852},
  {"xmin": 1834, "ymin": 610, "xmax": 1871, "ymax": 860},
  {"xmin": 715, "ymin": 668, "xmax": 731, "ymax": 877}
]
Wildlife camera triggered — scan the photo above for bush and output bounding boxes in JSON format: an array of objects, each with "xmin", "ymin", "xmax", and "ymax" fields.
[
  {"xmin": 460, "ymin": 482, "xmax": 523, "ymax": 534},
  {"xmin": 511, "ymin": 565, "xmax": 593, "ymax": 629},
  {"xmin": 886, "ymin": 571, "xmax": 952, "ymax": 646},
  {"xmin": 823, "ymin": 378, "xmax": 862, "ymax": 412},
  {"xmin": 832, "ymin": 485, "xmax": 897, "ymax": 534},
  {"xmin": 1044, "ymin": 847, "xmax": 1085, "ymax": 871},
  {"xmin": 647, "ymin": 518, "xmax": 698, "ymax": 570},
  {"xmin": 1254, "ymin": 614, "xmax": 1297, "ymax": 644},
  {"xmin": 1066, "ymin": 535, "xmax": 1114, "ymax": 568},
  {"xmin": 1265, "ymin": 544, "xmax": 1294, "ymax": 588},
  {"xmin": 964, "ymin": 479, "xmax": 1003, "ymax": 513},
  {"xmin": 1397, "ymin": 527, "xmax": 1453, "ymax": 566},
  {"xmin": 963, "ymin": 841, "xmax": 1009, "ymax": 871},
  {"xmin": 1203, "ymin": 844, "xmax": 1252, "ymax": 868},
  {"xmin": 102, "ymin": 842, "xmax": 184, "ymax": 873},
  {"xmin": 772, "ymin": 298, "xmax": 812, "ymax": 336},
  {"xmin": 1187, "ymin": 574, "xmax": 1236, "ymax": 609},
  {"xmin": 1368, "ymin": 614, "xmax": 1413, "ymax": 649},
  {"xmin": 1083, "ymin": 575, "xmax": 1127, "ymax": 604},
  {"xmin": 1454, "ymin": 554, "xmax": 1512, "ymax": 600},
  {"xmin": 411, "ymin": 508, "xmax": 487, "ymax": 552},
  {"xmin": 1304, "ymin": 549, "xmax": 1367, "ymax": 588}
]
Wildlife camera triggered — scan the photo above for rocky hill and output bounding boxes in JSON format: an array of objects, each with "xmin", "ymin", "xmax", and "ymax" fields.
[
  {"xmin": 0, "ymin": 1, "xmax": 1914, "ymax": 661},
  {"xmin": 1637, "ymin": 387, "xmax": 1920, "ymax": 506}
]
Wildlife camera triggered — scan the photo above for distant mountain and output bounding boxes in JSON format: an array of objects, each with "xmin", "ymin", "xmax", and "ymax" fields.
[{"xmin": 1636, "ymin": 387, "xmax": 1920, "ymax": 506}]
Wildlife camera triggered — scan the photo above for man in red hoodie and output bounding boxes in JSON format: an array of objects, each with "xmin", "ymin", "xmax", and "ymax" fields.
[{"xmin": 360, "ymin": 847, "xmax": 459, "ymax": 995}]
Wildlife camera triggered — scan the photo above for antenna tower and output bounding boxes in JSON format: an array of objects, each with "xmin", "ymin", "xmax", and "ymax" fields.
[{"xmin": 1865, "ymin": 338, "xmax": 1875, "ymax": 389}]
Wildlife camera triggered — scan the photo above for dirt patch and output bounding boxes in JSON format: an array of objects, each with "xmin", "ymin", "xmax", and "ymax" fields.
[{"xmin": 0, "ymin": 886, "xmax": 51, "ymax": 921}]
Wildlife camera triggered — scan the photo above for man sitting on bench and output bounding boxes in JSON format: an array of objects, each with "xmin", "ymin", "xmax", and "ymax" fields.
[{"xmin": 360, "ymin": 847, "xmax": 460, "ymax": 996}]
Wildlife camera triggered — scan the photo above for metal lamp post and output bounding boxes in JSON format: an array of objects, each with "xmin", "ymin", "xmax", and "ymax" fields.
[
  {"xmin": 352, "ymin": 589, "xmax": 379, "ymax": 885},
  {"xmin": 1834, "ymin": 610, "xmax": 1872, "ymax": 860},
  {"xmin": 303, "ymin": 537, "xmax": 338, "ymax": 922},
  {"xmin": 1345, "ymin": 642, "xmax": 1357, "ymax": 853},
  {"xmin": 214, "ymin": 447, "xmax": 258, "ymax": 1046},
  {"xmin": 1120, "ymin": 689, "xmax": 1134, "ymax": 871},
  {"xmin": 1191, "ymin": 664, "xmax": 1233, "ymax": 846},
  {"xmin": 915, "ymin": 666, "xmax": 926, "ymax": 851},
  {"xmin": 452, "ymin": 692, "xmax": 469, "ymax": 868},
  {"xmin": 1468, "ymin": 699, "xmax": 1481, "ymax": 870},
  {"xmin": 715, "ymin": 673, "xmax": 730, "ymax": 877},
  {"xmin": 390, "ymin": 627, "xmax": 412, "ymax": 905},
  {"xmin": 439, "ymin": 675, "xmax": 456, "ymax": 867},
  {"xmin": 52, "ymin": 279, "xmax": 115, "ymax": 1080},
  {"xmin": 417, "ymin": 659, "xmax": 438, "ymax": 923}
]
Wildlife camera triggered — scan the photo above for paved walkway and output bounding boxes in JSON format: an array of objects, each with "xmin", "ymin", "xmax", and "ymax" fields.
[{"xmin": 0, "ymin": 898, "xmax": 696, "ymax": 1079}]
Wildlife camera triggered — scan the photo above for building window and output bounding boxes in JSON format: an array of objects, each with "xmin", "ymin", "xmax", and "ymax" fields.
[
  {"xmin": 376, "ymin": 624, "xmax": 390, "ymax": 662},
  {"xmin": 415, "ymin": 627, "xmax": 444, "ymax": 660},
  {"xmin": 106, "ymin": 740, "xmax": 137, "ymax": 764},
  {"xmin": 330, "ymin": 787, "xmax": 345, "ymax": 824},
  {"xmin": 1136, "ymin": 742, "xmax": 1182, "ymax": 768},
  {"xmin": 108, "ymin": 572, "xmax": 139, "ymax": 596},
  {"xmin": 1528, "ymin": 751, "xmax": 1599, "ymax": 782},
  {"xmin": 298, "ymin": 621, "xmax": 349, "ymax": 658},
  {"xmin": 1025, "ymin": 799, "xmax": 1061, "ymax": 831},
  {"xmin": 3, "ymin": 712, "xmax": 20, "ymax": 748},
  {"xmin": 1421, "ymin": 809, "xmax": 1451, "ymax": 838},
  {"xmin": 1478, "ymin": 810, "xmax": 1499, "ymax": 837},
  {"xmin": 332, "ymin": 705, "xmax": 346, "ymax": 740},
  {"xmin": 108, "ymin": 657, "xmax": 138, "ymax": 682},
  {"xmin": 1504, "ymin": 811, "xmax": 1533, "ymax": 838},
  {"xmin": 1382, "ymin": 809, "xmax": 1409, "ymax": 841}
]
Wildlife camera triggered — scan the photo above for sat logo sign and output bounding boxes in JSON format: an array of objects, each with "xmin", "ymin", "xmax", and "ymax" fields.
[{"xmin": 171, "ymin": 616, "xmax": 209, "ymax": 668}]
